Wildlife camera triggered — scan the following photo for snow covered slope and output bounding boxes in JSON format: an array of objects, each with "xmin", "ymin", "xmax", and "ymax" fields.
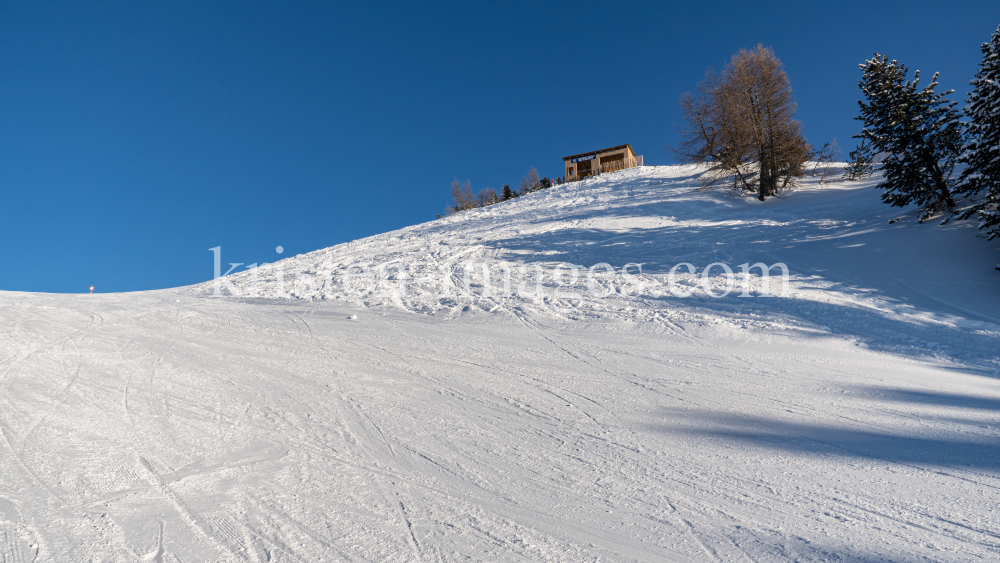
[{"xmin": 2, "ymin": 165, "xmax": 1000, "ymax": 562}]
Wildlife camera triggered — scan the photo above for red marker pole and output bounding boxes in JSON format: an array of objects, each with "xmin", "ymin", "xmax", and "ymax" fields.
[{"xmin": 89, "ymin": 286, "xmax": 94, "ymax": 294}]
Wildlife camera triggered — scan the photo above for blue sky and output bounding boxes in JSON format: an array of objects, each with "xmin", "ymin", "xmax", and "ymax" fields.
[{"xmin": 2, "ymin": 1, "xmax": 998, "ymax": 293}]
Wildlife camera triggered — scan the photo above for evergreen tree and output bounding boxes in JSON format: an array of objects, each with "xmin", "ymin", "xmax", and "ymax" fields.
[
  {"xmin": 843, "ymin": 138, "xmax": 875, "ymax": 181},
  {"xmin": 958, "ymin": 24, "xmax": 1000, "ymax": 239},
  {"xmin": 501, "ymin": 184, "xmax": 517, "ymax": 201},
  {"xmin": 855, "ymin": 54, "xmax": 963, "ymax": 221}
]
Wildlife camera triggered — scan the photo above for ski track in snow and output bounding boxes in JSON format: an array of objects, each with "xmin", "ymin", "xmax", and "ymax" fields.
[{"xmin": 0, "ymin": 165, "xmax": 999, "ymax": 561}]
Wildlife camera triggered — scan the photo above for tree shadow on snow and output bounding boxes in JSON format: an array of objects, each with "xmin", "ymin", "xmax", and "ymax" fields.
[
  {"xmin": 650, "ymin": 407, "xmax": 1000, "ymax": 472},
  {"xmin": 490, "ymin": 181, "xmax": 1000, "ymax": 320},
  {"xmin": 654, "ymin": 291, "xmax": 999, "ymax": 378},
  {"xmin": 481, "ymin": 199, "xmax": 1000, "ymax": 376},
  {"xmin": 861, "ymin": 387, "xmax": 1000, "ymax": 412}
]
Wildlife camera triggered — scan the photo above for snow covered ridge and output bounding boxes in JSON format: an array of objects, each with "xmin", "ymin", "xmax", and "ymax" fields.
[
  {"xmin": 204, "ymin": 244, "xmax": 792, "ymax": 312},
  {"xmin": 191, "ymin": 166, "xmax": 804, "ymax": 315},
  {"xmin": 183, "ymin": 164, "xmax": 1000, "ymax": 363}
]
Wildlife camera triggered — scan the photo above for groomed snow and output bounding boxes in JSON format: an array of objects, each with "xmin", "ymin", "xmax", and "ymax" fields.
[{"xmin": 1, "ymin": 165, "xmax": 999, "ymax": 561}]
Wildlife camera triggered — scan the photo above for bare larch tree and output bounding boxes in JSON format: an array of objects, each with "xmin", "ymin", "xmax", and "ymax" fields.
[{"xmin": 674, "ymin": 45, "xmax": 811, "ymax": 200}]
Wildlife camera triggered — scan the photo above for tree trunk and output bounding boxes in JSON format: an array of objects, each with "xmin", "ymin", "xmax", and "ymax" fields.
[
  {"xmin": 926, "ymin": 151, "xmax": 956, "ymax": 208},
  {"xmin": 758, "ymin": 154, "xmax": 775, "ymax": 200}
]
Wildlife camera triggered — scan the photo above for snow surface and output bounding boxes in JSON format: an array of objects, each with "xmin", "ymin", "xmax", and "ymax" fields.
[{"xmin": 2, "ymin": 165, "xmax": 1000, "ymax": 561}]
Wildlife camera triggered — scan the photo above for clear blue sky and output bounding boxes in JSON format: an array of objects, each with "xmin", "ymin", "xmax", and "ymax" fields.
[{"xmin": 2, "ymin": 1, "xmax": 998, "ymax": 293}]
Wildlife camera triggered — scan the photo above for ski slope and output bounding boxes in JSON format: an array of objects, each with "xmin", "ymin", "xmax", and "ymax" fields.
[{"xmin": 1, "ymin": 165, "xmax": 999, "ymax": 562}]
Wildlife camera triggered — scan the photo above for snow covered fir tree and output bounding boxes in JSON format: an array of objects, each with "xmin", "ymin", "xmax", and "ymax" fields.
[
  {"xmin": 959, "ymin": 24, "xmax": 1000, "ymax": 239},
  {"xmin": 855, "ymin": 54, "xmax": 963, "ymax": 221}
]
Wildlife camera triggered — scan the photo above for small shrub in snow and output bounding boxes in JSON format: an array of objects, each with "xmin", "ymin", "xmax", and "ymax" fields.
[
  {"xmin": 446, "ymin": 179, "xmax": 498, "ymax": 216},
  {"xmin": 519, "ymin": 167, "xmax": 541, "ymax": 194},
  {"xmin": 447, "ymin": 178, "xmax": 476, "ymax": 215},
  {"xmin": 810, "ymin": 139, "xmax": 842, "ymax": 184},
  {"xmin": 843, "ymin": 138, "xmax": 876, "ymax": 181}
]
